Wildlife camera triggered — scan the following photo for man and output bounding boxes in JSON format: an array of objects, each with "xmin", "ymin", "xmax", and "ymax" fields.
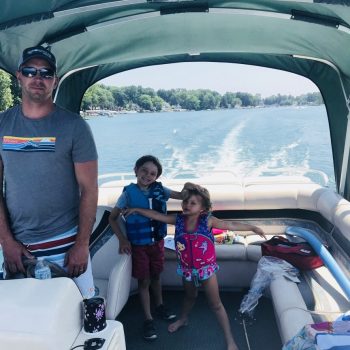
[{"xmin": 0, "ymin": 46, "xmax": 98, "ymax": 298}]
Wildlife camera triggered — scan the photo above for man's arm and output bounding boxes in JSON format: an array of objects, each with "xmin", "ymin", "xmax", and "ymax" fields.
[
  {"xmin": 0, "ymin": 158, "xmax": 33, "ymax": 273},
  {"xmin": 65, "ymin": 160, "xmax": 98, "ymax": 277}
]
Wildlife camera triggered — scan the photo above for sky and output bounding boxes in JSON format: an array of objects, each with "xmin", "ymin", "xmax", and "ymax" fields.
[{"xmin": 101, "ymin": 62, "xmax": 319, "ymax": 98}]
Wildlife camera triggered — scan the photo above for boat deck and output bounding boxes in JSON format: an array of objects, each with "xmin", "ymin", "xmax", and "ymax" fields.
[{"xmin": 117, "ymin": 290, "xmax": 282, "ymax": 350}]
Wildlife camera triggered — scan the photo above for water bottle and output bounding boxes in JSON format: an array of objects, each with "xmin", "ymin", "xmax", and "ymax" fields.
[{"xmin": 34, "ymin": 257, "xmax": 51, "ymax": 279}]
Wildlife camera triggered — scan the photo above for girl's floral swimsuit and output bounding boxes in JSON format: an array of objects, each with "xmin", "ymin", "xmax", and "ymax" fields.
[{"xmin": 174, "ymin": 213, "xmax": 218, "ymax": 285}]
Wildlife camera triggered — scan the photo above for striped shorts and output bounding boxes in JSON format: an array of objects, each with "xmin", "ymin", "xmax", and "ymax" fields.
[{"xmin": 23, "ymin": 226, "xmax": 95, "ymax": 299}]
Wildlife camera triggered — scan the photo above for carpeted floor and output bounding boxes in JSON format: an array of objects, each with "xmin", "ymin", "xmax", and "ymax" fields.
[{"xmin": 117, "ymin": 290, "xmax": 282, "ymax": 350}]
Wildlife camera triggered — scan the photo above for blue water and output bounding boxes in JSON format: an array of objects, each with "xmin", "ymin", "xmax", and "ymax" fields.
[{"xmin": 88, "ymin": 105, "xmax": 335, "ymax": 188}]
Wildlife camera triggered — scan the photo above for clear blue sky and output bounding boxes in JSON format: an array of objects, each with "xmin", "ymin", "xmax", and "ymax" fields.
[{"xmin": 101, "ymin": 62, "xmax": 318, "ymax": 98}]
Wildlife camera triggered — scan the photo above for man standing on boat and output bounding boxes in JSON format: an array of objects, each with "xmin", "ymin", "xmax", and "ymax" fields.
[{"xmin": 0, "ymin": 46, "xmax": 98, "ymax": 298}]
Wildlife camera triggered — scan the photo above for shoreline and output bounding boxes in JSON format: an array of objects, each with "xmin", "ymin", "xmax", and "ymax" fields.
[{"xmin": 81, "ymin": 104, "xmax": 323, "ymax": 118}]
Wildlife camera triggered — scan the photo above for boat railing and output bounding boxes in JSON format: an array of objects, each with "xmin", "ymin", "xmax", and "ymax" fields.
[
  {"xmin": 98, "ymin": 173, "xmax": 136, "ymax": 187},
  {"xmin": 254, "ymin": 168, "xmax": 329, "ymax": 188},
  {"xmin": 98, "ymin": 167, "xmax": 329, "ymax": 188}
]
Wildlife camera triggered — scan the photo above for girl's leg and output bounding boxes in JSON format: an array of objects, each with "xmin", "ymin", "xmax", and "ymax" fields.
[
  {"xmin": 168, "ymin": 279, "xmax": 197, "ymax": 332},
  {"xmin": 138, "ymin": 278, "xmax": 152, "ymax": 320},
  {"xmin": 202, "ymin": 274, "xmax": 239, "ymax": 350}
]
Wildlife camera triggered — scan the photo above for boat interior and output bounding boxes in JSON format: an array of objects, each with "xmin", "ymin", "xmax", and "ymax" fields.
[
  {"xmin": 93, "ymin": 173, "xmax": 350, "ymax": 349},
  {"xmin": 1, "ymin": 1, "xmax": 350, "ymax": 350}
]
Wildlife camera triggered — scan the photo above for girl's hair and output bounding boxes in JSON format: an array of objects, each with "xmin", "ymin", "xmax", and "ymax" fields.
[
  {"xmin": 134, "ymin": 155, "xmax": 162, "ymax": 177},
  {"xmin": 182, "ymin": 185, "xmax": 212, "ymax": 211}
]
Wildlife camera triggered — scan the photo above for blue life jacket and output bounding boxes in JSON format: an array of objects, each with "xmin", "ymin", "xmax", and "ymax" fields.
[{"xmin": 123, "ymin": 182, "xmax": 168, "ymax": 245}]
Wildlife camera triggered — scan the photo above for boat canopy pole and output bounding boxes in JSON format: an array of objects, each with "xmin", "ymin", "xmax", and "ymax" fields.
[
  {"xmin": 340, "ymin": 111, "xmax": 350, "ymax": 196},
  {"xmin": 286, "ymin": 226, "xmax": 350, "ymax": 301},
  {"xmin": 292, "ymin": 55, "xmax": 350, "ymax": 195}
]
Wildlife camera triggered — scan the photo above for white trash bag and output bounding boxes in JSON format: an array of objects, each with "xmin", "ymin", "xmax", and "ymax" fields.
[{"xmin": 239, "ymin": 256, "xmax": 300, "ymax": 317}]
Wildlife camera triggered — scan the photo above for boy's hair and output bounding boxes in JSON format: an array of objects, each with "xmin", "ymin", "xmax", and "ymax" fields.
[
  {"xmin": 134, "ymin": 155, "xmax": 163, "ymax": 178},
  {"xmin": 182, "ymin": 185, "xmax": 212, "ymax": 211}
]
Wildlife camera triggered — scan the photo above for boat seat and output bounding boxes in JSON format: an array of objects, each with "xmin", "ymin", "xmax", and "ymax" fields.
[
  {"xmin": 0, "ymin": 278, "xmax": 83, "ymax": 350},
  {"xmin": 92, "ymin": 210, "xmax": 132, "ymax": 320},
  {"xmin": 270, "ymin": 276, "xmax": 314, "ymax": 344},
  {"xmin": 247, "ymin": 233, "xmax": 350, "ymax": 343},
  {"xmin": 0, "ymin": 278, "xmax": 127, "ymax": 350}
]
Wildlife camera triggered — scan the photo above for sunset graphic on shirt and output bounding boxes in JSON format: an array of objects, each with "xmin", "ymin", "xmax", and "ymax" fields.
[{"xmin": 2, "ymin": 136, "xmax": 56, "ymax": 152}]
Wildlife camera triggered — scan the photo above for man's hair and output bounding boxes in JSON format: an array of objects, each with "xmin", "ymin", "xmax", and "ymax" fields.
[
  {"xmin": 182, "ymin": 186, "xmax": 212, "ymax": 211},
  {"xmin": 134, "ymin": 155, "xmax": 162, "ymax": 178}
]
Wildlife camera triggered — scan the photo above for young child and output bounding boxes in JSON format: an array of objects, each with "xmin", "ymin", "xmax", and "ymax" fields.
[
  {"xmin": 109, "ymin": 155, "xmax": 184, "ymax": 341},
  {"xmin": 125, "ymin": 183, "xmax": 266, "ymax": 350}
]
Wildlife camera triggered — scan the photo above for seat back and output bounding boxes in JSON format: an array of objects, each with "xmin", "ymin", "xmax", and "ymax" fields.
[
  {"xmin": 0, "ymin": 278, "xmax": 82, "ymax": 350},
  {"xmin": 92, "ymin": 213, "xmax": 132, "ymax": 319}
]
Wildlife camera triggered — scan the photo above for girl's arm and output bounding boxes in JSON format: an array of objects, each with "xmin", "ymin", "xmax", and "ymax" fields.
[
  {"xmin": 209, "ymin": 216, "xmax": 266, "ymax": 239},
  {"xmin": 124, "ymin": 207, "xmax": 177, "ymax": 225}
]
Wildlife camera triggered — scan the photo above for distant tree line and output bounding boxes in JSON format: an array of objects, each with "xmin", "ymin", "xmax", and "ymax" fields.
[
  {"xmin": 0, "ymin": 70, "xmax": 323, "ymax": 112},
  {"xmin": 81, "ymin": 85, "xmax": 323, "ymax": 112}
]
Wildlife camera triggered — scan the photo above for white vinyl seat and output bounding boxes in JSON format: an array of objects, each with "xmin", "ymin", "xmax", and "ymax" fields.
[
  {"xmin": 92, "ymin": 213, "xmax": 132, "ymax": 320},
  {"xmin": 0, "ymin": 278, "xmax": 82, "ymax": 350}
]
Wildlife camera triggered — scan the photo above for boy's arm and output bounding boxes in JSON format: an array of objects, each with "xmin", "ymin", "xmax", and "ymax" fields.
[
  {"xmin": 108, "ymin": 207, "xmax": 131, "ymax": 254},
  {"xmin": 169, "ymin": 190, "xmax": 182, "ymax": 200},
  {"xmin": 209, "ymin": 216, "xmax": 266, "ymax": 239},
  {"xmin": 169, "ymin": 182, "xmax": 201, "ymax": 200},
  {"xmin": 124, "ymin": 208, "xmax": 176, "ymax": 225}
]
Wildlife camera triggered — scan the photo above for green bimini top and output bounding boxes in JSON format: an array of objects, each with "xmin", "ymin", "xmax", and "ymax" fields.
[{"xmin": 1, "ymin": 0, "xmax": 350, "ymax": 197}]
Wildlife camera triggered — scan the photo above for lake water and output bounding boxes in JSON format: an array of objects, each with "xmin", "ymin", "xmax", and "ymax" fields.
[{"xmin": 88, "ymin": 105, "xmax": 335, "ymax": 188}]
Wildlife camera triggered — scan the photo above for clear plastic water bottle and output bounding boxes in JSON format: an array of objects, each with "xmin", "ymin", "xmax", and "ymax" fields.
[{"xmin": 34, "ymin": 257, "xmax": 51, "ymax": 279}]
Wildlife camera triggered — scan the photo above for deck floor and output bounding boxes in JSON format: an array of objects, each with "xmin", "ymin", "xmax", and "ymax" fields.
[{"xmin": 117, "ymin": 290, "xmax": 282, "ymax": 350}]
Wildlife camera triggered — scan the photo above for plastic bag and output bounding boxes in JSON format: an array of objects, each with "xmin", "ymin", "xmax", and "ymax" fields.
[{"xmin": 239, "ymin": 256, "xmax": 299, "ymax": 317}]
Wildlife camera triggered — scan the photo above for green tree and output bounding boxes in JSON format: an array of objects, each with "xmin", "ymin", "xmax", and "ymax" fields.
[
  {"xmin": 196, "ymin": 90, "xmax": 219, "ymax": 110},
  {"xmin": 124, "ymin": 85, "xmax": 141, "ymax": 102},
  {"xmin": 0, "ymin": 70, "xmax": 13, "ymax": 111},
  {"xmin": 138, "ymin": 94, "xmax": 153, "ymax": 111},
  {"xmin": 152, "ymin": 96, "xmax": 164, "ymax": 111},
  {"xmin": 182, "ymin": 94, "xmax": 200, "ymax": 110},
  {"xmin": 220, "ymin": 92, "xmax": 236, "ymax": 108},
  {"xmin": 10, "ymin": 75, "xmax": 21, "ymax": 106},
  {"xmin": 112, "ymin": 88, "xmax": 128, "ymax": 109}
]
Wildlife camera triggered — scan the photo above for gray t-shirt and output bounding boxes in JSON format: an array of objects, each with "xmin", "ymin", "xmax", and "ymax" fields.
[{"xmin": 0, "ymin": 104, "xmax": 98, "ymax": 243}]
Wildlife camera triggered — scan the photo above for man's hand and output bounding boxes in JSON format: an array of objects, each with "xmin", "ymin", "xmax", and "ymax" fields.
[
  {"xmin": 2, "ymin": 239, "xmax": 34, "ymax": 274},
  {"xmin": 64, "ymin": 244, "xmax": 89, "ymax": 278}
]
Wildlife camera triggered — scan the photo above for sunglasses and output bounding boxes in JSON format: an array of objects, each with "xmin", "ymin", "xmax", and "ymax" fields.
[{"xmin": 20, "ymin": 67, "xmax": 55, "ymax": 79}]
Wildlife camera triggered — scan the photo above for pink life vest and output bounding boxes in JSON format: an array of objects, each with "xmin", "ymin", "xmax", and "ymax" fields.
[{"xmin": 174, "ymin": 214, "xmax": 216, "ymax": 270}]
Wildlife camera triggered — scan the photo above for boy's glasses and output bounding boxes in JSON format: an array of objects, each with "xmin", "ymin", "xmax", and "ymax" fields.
[{"xmin": 20, "ymin": 67, "xmax": 55, "ymax": 79}]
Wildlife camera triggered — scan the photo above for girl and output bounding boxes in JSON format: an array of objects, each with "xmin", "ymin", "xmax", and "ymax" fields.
[{"xmin": 125, "ymin": 183, "xmax": 266, "ymax": 350}]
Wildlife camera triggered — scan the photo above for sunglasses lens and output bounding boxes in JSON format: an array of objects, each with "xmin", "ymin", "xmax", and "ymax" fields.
[
  {"xmin": 21, "ymin": 67, "xmax": 55, "ymax": 79},
  {"xmin": 39, "ymin": 69, "xmax": 55, "ymax": 79},
  {"xmin": 21, "ymin": 67, "xmax": 37, "ymax": 78}
]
